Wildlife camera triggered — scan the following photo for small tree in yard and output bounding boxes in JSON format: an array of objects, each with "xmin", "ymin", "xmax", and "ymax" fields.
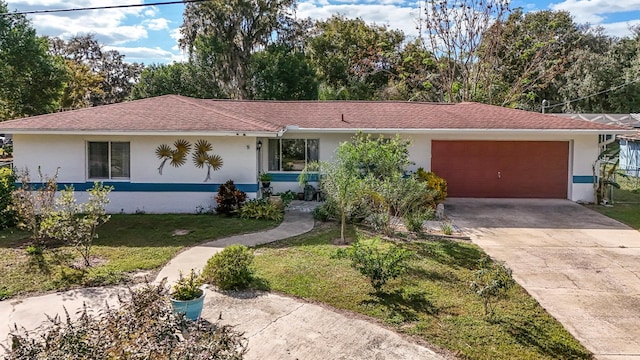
[
  {"xmin": 337, "ymin": 237, "xmax": 413, "ymax": 292},
  {"xmin": 301, "ymin": 132, "xmax": 414, "ymax": 242},
  {"xmin": 470, "ymin": 257, "xmax": 515, "ymax": 319},
  {"xmin": 12, "ymin": 167, "xmax": 59, "ymax": 244},
  {"xmin": 41, "ymin": 183, "xmax": 112, "ymax": 268}
]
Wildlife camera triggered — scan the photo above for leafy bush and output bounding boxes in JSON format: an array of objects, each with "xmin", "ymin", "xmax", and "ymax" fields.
[
  {"xmin": 336, "ymin": 237, "xmax": 413, "ymax": 292},
  {"xmin": 172, "ymin": 269, "xmax": 204, "ymax": 301},
  {"xmin": 416, "ymin": 168, "xmax": 448, "ymax": 203},
  {"xmin": 3, "ymin": 282, "xmax": 246, "ymax": 359},
  {"xmin": 313, "ymin": 198, "xmax": 339, "ymax": 221},
  {"xmin": 40, "ymin": 183, "xmax": 112, "ymax": 268},
  {"xmin": 239, "ymin": 199, "xmax": 283, "ymax": 221},
  {"xmin": 0, "ymin": 167, "xmax": 16, "ymax": 229},
  {"xmin": 203, "ymin": 245, "xmax": 255, "ymax": 291},
  {"xmin": 365, "ymin": 211, "xmax": 390, "ymax": 233},
  {"xmin": 403, "ymin": 208, "xmax": 434, "ymax": 233},
  {"xmin": 215, "ymin": 180, "xmax": 247, "ymax": 216},
  {"xmin": 12, "ymin": 167, "xmax": 59, "ymax": 244},
  {"xmin": 276, "ymin": 190, "xmax": 297, "ymax": 208},
  {"xmin": 470, "ymin": 257, "xmax": 515, "ymax": 319},
  {"xmin": 440, "ymin": 221, "xmax": 453, "ymax": 235}
]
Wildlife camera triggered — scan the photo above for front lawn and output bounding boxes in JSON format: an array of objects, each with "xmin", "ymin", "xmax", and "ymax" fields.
[
  {"xmin": 0, "ymin": 214, "xmax": 277, "ymax": 300},
  {"xmin": 590, "ymin": 180, "xmax": 640, "ymax": 229},
  {"xmin": 253, "ymin": 224, "xmax": 591, "ymax": 360}
]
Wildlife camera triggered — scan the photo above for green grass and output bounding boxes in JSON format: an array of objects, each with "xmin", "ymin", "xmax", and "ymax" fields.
[
  {"xmin": 253, "ymin": 225, "xmax": 591, "ymax": 360},
  {"xmin": 0, "ymin": 214, "xmax": 277, "ymax": 299},
  {"xmin": 589, "ymin": 176, "xmax": 640, "ymax": 229}
]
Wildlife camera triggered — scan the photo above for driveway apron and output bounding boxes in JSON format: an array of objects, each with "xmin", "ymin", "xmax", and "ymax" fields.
[{"xmin": 447, "ymin": 198, "xmax": 640, "ymax": 360}]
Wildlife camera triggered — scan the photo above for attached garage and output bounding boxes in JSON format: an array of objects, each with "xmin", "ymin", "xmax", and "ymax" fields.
[{"xmin": 431, "ymin": 140, "xmax": 569, "ymax": 198}]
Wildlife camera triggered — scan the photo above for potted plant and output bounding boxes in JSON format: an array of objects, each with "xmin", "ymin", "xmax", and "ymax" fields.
[
  {"xmin": 259, "ymin": 172, "xmax": 271, "ymax": 188},
  {"xmin": 170, "ymin": 269, "xmax": 205, "ymax": 321}
]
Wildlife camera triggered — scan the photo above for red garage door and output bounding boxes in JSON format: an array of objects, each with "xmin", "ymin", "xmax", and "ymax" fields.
[{"xmin": 431, "ymin": 141, "xmax": 569, "ymax": 198}]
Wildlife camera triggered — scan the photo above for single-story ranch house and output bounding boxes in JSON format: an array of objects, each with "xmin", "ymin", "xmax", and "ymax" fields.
[{"xmin": 0, "ymin": 95, "xmax": 631, "ymax": 213}]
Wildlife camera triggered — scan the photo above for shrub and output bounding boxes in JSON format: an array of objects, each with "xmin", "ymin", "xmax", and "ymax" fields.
[
  {"xmin": 12, "ymin": 167, "xmax": 59, "ymax": 244},
  {"xmin": 0, "ymin": 167, "xmax": 16, "ymax": 229},
  {"xmin": 3, "ymin": 282, "xmax": 246, "ymax": 359},
  {"xmin": 172, "ymin": 269, "xmax": 204, "ymax": 301},
  {"xmin": 336, "ymin": 237, "xmax": 413, "ymax": 292},
  {"xmin": 440, "ymin": 221, "xmax": 453, "ymax": 235},
  {"xmin": 313, "ymin": 198, "xmax": 339, "ymax": 221},
  {"xmin": 40, "ymin": 183, "xmax": 112, "ymax": 268},
  {"xmin": 470, "ymin": 257, "xmax": 515, "ymax": 319},
  {"xmin": 416, "ymin": 168, "xmax": 448, "ymax": 203},
  {"xmin": 276, "ymin": 190, "xmax": 297, "ymax": 208},
  {"xmin": 203, "ymin": 245, "xmax": 255, "ymax": 291},
  {"xmin": 403, "ymin": 208, "xmax": 434, "ymax": 233},
  {"xmin": 365, "ymin": 211, "xmax": 390, "ymax": 233},
  {"xmin": 239, "ymin": 199, "xmax": 283, "ymax": 221},
  {"xmin": 215, "ymin": 180, "xmax": 247, "ymax": 216}
]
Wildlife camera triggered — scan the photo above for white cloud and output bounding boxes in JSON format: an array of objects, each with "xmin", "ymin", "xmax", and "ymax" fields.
[
  {"xmin": 549, "ymin": 0, "xmax": 640, "ymax": 28},
  {"xmin": 104, "ymin": 45, "xmax": 179, "ymax": 64},
  {"xmin": 297, "ymin": 2, "xmax": 421, "ymax": 37},
  {"xmin": 169, "ymin": 27, "xmax": 183, "ymax": 42},
  {"xmin": 7, "ymin": 0, "xmax": 149, "ymax": 44},
  {"xmin": 600, "ymin": 19, "xmax": 640, "ymax": 37},
  {"xmin": 144, "ymin": 18, "xmax": 170, "ymax": 31}
]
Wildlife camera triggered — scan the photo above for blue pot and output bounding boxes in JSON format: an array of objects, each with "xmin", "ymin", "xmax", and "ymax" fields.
[{"xmin": 171, "ymin": 292, "xmax": 205, "ymax": 321}]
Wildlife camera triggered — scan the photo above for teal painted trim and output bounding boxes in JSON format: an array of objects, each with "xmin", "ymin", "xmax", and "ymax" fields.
[
  {"xmin": 573, "ymin": 176, "xmax": 595, "ymax": 184},
  {"xmin": 268, "ymin": 172, "xmax": 319, "ymax": 182},
  {"xmin": 17, "ymin": 182, "xmax": 259, "ymax": 193}
]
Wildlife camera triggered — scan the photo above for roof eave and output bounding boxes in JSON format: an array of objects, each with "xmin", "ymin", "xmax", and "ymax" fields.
[
  {"xmin": 283, "ymin": 127, "xmax": 633, "ymax": 134},
  {"xmin": 5, "ymin": 129, "xmax": 281, "ymax": 137}
]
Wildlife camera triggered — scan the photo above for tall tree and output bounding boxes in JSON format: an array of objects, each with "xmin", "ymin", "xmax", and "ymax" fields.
[
  {"xmin": 420, "ymin": 0, "xmax": 510, "ymax": 102},
  {"xmin": 130, "ymin": 62, "xmax": 221, "ymax": 99},
  {"xmin": 250, "ymin": 44, "xmax": 318, "ymax": 100},
  {"xmin": 50, "ymin": 34, "xmax": 143, "ymax": 108},
  {"xmin": 180, "ymin": 0, "xmax": 297, "ymax": 99},
  {"xmin": 549, "ymin": 26, "xmax": 619, "ymax": 113},
  {"xmin": 0, "ymin": 1, "xmax": 66, "ymax": 120},
  {"xmin": 308, "ymin": 15, "xmax": 405, "ymax": 100},
  {"xmin": 479, "ymin": 9, "xmax": 581, "ymax": 110},
  {"xmin": 381, "ymin": 39, "xmax": 440, "ymax": 101}
]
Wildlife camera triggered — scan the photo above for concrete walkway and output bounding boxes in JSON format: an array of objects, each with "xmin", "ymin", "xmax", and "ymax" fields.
[
  {"xmin": 447, "ymin": 198, "xmax": 640, "ymax": 360},
  {"xmin": 0, "ymin": 204, "xmax": 444, "ymax": 359},
  {"xmin": 155, "ymin": 209, "xmax": 314, "ymax": 285}
]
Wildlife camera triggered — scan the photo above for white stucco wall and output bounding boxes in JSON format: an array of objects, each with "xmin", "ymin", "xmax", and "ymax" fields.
[
  {"xmin": 13, "ymin": 130, "xmax": 602, "ymax": 213},
  {"xmin": 13, "ymin": 134, "xmax": 260, "ymax": 213},
  {"xmin": 260, "ymin": 131, "xmax": 601, "ymax": 203}
]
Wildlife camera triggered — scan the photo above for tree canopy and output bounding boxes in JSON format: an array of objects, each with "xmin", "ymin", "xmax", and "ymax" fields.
[{"xmin": 0, "ymin": 0, "xmax": 66, "ymax": 120}]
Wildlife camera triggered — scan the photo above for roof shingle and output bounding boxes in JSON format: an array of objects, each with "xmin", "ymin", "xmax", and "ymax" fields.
[{"xmin": 0, "ymin": 95, "xmax": 628, "ymax": 133}]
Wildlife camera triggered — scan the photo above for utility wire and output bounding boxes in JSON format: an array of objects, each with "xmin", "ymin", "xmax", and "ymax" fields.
[
  {"xmin": 544, "ymin": 77, "xmax": 640, "ymax": 111},
  {"xmin": 0, "ymin": 0, "xmax": 206, "ymax": 16}
]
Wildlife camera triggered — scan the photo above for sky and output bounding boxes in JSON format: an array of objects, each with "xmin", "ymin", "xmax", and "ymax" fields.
[{"xmin": 4, "ymin": 0, "xmax": 640, "ymax": 65}]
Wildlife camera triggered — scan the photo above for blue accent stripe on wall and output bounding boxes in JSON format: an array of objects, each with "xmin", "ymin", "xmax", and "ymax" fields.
[
  {"xmin": 17, "ymin": 182, "xmax": 259, "ymax": 193},
  {"xmin": 573, "ymin": 176, "xmax": 595, "ymax": 184},
  {"xmin": 268, "ymin": 172, "xmax": 318, "ymax": 182}
]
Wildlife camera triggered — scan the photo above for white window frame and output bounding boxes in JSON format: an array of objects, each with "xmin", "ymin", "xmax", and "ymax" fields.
[
  {"xmin": 268, "ymin": 138, "xmax": 319, "ymax": 172},
  {"xmin": 86, "ymin": 141, "xmax": 130, "ymax": 181}
]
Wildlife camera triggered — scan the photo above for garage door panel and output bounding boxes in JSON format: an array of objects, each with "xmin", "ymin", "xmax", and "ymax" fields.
[{"xmin": 432, "ymin": 141, "xmax": 568, "ymax": 198}]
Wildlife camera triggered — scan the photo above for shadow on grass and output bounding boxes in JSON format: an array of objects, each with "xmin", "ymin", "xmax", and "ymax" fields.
[
  {"xmin": 361, "ymin": 288, "xmax": 438, "ymax": 323},
  {"xmin": 407, "ymin": 240, "xmax": 484, "ymax": 270},
  {"xmin": 407, "ymin": 265, "xmax": 458, "ymax": 283},
  {"xmin": 214, "ymin": 276, "xmax": 272, "ymax": 299},
  {"xmin": 495, "ymin": 316, "xmax": 592, "ymax": 359}
]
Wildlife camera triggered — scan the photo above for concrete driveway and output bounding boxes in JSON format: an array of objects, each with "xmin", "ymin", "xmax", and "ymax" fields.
[{"xmin": 447, "ymin": 198, "xmax": 640, "ymax": 360}]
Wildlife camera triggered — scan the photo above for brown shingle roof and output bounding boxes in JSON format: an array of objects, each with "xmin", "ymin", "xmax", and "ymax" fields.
[
  {"xmin": 0, "ymin": 95, "xmax": 282, "ymax": 133},
  {"xmin": 0, "ymin": 95, "xmax": 629, "ymax": 133}
]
